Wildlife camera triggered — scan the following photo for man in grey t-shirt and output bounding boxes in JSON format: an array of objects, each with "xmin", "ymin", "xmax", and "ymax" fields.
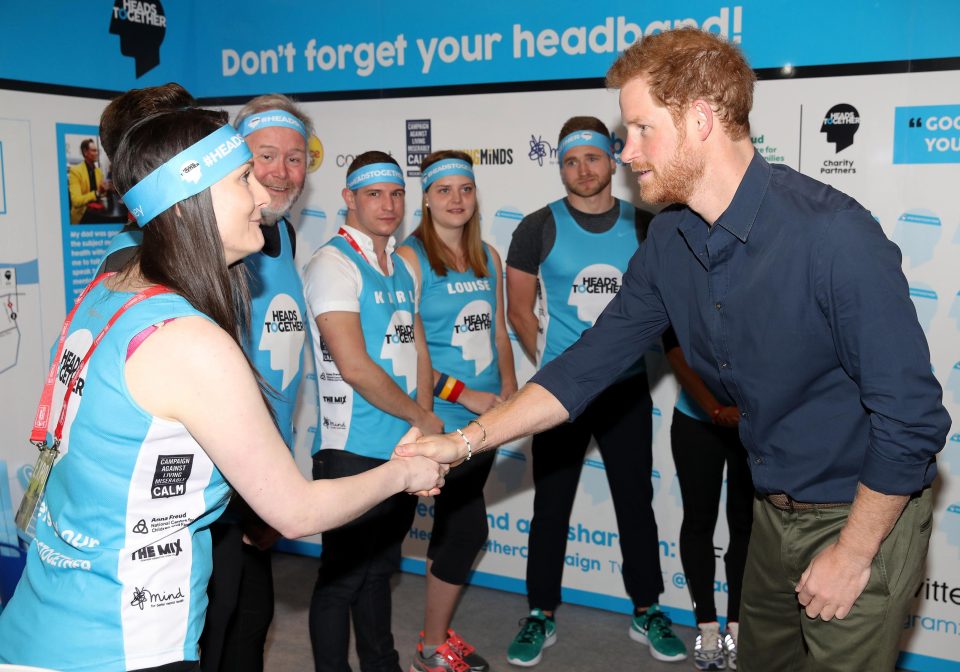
[{"xmin": 503, "ymin": 116, "xmax": 683, "ymax": 667}]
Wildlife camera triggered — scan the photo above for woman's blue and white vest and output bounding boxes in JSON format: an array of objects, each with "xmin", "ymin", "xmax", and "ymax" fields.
[
  {"xmin": 404, "ymin": 237, "xmax": 501, "ymax": 429},
  {"xmin": 0, "ymin": 284, "xmax": 231, "ymax": 671}
]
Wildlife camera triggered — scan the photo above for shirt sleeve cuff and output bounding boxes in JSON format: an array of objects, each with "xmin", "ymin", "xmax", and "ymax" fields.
[
  {"xmin": 858, "ymin": 450, "xmax": 936, "ymax": 496},
  {"xmin": 530, "ymin": 364, "xmax": 591, "ymax": 421}
]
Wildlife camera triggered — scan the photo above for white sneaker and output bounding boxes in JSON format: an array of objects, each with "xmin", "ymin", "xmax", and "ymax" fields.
[
  {"xmin": 693, "ymin": 622, "xmax": 725, "ymax": 671},
  {"xmin": 723, "ymin": 623, "xmax": 738, "ymax": 670}
]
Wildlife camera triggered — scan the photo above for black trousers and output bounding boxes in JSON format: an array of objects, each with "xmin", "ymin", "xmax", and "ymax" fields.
[
  {"xmin": 308, "ymin": 450, "xmax": 417, "ymax": 672},
  {"xmin": 199, "ymin": 519, "xmax": 275, "ymax": 672},
  {"xmin": 670, "ymin": 409, "xmax": 754, "ymax": 623},
  {"xmin": 427, "ymin": 449, "xmax": 496, "ymax": 585},
  {"xmin": 526, "ymin": 374, "xmax": 662, "ymax": 611}
]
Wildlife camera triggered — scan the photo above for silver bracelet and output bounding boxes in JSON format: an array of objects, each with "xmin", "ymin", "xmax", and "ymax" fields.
[
  {"xmin": 467, "ymin": 418, "xmax": 487, "ymax": 446},
  {"xmin": 455, "ymin": 428, "xmax": 472, "ymax": 461}
]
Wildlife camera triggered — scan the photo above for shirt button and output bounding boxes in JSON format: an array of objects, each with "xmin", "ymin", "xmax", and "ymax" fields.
[
  {"xmin": 754, "ymin": 457, "xmax": 763, "ymax": 464},
  {"xmin": 741, "ymin": 411, "xmax": 748, "ymax": 418},
  {"xmin": 715, "ymin": 302, "xmax": 722, "ymax": 310},
  {"xmin": 720, "ymin": 362, "xmax": 728, "ymax": 369}
]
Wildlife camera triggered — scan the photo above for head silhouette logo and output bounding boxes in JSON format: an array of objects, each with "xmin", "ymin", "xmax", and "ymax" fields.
[
  {"xmin": 568, "ymin": 263, "xmax": 622, "ymax": 325},
  {"xmin": 821, "ymin": 104, "xmax": 860, "ymax": 153},
  {"xmin": 943, "ymin": 503, "xmax": 960, "ymax": 551},
  {"xmin": 258, "ymin": 294, "xmax": 306, "ymax": 390},
  {"xmin": 109, "ymin": 0, "xmax": 167, "ymax": 78},
  {"xmin": 907, "ymin": 283, "xmax": 938, "ymax": 333},
  {"xmin": 380, "ymin": 310, "xmax": 417, "ymax": 392},
  {"xmin": 451, "ymin": 299, "xmax": 494, "ymax": 375},
  {"xmin": 893, "ymin": 208, "xmax": 941, "ymax": 268},
  {"xmin": 489, "ymin": 206, "xmax": 523, "ymax": 254}
]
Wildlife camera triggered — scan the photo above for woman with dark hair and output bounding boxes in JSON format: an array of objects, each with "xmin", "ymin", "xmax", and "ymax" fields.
[
  {"xmin": 0, "ymin": 107, "xmax": 445, "ymax": 672},
  {"xmin": 396, "ymin": 150, "xmax": 517, "ymax": 672}
]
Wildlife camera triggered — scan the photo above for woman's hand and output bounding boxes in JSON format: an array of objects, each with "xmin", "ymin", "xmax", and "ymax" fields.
[{"xmin": 396, "ymin": 455, "xmax": 448, "ymax": 496}]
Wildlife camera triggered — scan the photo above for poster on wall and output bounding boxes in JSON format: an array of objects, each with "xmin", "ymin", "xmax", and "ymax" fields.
[{"xmin": 56, "ymin": 123, "xmax": 128, "ymax": 306}]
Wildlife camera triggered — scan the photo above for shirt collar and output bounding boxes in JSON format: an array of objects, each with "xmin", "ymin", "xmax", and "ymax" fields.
[
  {"xmin": 712, "ymin": 149, "xmax": 771, "ymax": 243},
  {"xmin": 341, "ymin": 223, "xmax": 397, "ymax": 257}
]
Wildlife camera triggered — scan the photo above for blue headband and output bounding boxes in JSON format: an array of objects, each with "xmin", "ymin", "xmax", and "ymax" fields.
[
  {"xmin": 346, "ymin": 162, "xmax": 405, "ymax": 190},
  {"xmin": 557, "ymin": 130, "xmax": 613, "ymax": 162},
  {"xmin": 237, "ymin": 109, "xmax": 308, "ymax": 139},
  {"xmin": 421, "ymin": 158, "xmax": 475, "ymax": 190},
  {"xmin": 123, "ymin": 124, "xmax": 253, "ymax": 227}
]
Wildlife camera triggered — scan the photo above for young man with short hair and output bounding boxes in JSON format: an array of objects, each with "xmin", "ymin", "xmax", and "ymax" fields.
[{"xmin": 303, "ymin": 152, "xmax": 442, "ymax": 672}]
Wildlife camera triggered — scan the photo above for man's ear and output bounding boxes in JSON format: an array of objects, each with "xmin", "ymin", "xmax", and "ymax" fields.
[
  {"xmin": 691, "ymin": 99, "xmax": 714, "ymax": 141},
  {"xmin": 342, "ymin": 187, "xmax": 356, "ymax": 211}
]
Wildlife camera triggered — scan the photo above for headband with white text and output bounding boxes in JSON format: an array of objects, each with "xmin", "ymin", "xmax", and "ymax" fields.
[
  {"xmin": 557, "ymin": 130, "xmax": 614, "ymax": 163},
  {"xmin": 237, "ymin": 109, "xmax": 308, "ymax": 139},
  {"xmin": 346, "ymin": 162, "xmax": 405, "ymax": 190},
  {"xmin": 123, "ymin": 124, "xmax": 253, "ymax": 227},
  {"xmin": 421, "ymin": 158, "xmax": 475, "ymax": 191}
]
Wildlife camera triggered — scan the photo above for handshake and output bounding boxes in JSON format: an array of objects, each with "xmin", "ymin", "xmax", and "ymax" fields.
[{"xmin": 390, "ymin": 424, "xmax": 480, "ymax": 497}]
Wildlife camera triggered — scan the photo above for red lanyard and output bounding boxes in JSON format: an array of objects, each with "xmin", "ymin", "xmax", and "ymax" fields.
[
  {"xmin": 338, "ymin": 227, "xmax": 372, "ymax": 266},
  {"xmin": 30, "ymin": 274, "xmax": 172, "ymax": 446}
]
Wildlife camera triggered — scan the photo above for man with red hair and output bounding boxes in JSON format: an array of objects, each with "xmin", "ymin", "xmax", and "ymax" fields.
[{"xmin": 398, "ymin": 27, "xmax": 949, "ymax": 672}]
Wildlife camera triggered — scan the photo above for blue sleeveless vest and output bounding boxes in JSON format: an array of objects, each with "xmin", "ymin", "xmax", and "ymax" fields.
[
  {"xmin": 538, "ymin": 199, "xmax": 639, "ymax": 368},
  {"xmin": 0, "ymin": 285, "xmax": 230, "ymax": 670},
  {"xmin": 311, "ymin": 236, "xmax": 419, "ymax": 459},
  {"xmin": 404, "ymin": 237, "xmax": 501, "ymax": 429},
  {"xmin": 244, "ymin": 220, "xmax": 307, "ymax": 447}
]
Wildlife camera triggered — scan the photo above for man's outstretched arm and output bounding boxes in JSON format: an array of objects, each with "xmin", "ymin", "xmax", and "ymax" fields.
[{"xmin": 394, "ymin": 383, "xmax": 567, "ymax": 465}]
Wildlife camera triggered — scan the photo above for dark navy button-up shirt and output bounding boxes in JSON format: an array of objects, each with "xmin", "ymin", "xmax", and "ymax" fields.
[{"xmin": 532, "ymin": 151, "xmax": 950, "ymax": 503}]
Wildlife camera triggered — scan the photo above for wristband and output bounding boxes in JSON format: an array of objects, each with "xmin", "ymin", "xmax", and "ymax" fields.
[
  {"xmin": 446, "ymin": 379, "xmax": 465, "ymax": 403},
  {"xmin": 434, "ymin": 374, "xmax": 450, "ymax": 398},
  {"xmin": 455, "ymin": 428, "xmax": 473, "ymax": 462},
  {"xmin": 435, "ymin": 373, "xmax": 465, "ymax": 403}
]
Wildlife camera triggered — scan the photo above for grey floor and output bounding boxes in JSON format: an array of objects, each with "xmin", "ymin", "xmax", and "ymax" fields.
[{"xmin": 265, "ymin": 551, "xmax": 698, "ymax": 671}]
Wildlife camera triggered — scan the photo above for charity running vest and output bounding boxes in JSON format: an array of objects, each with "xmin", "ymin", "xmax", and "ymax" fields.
[
  {"xmin": 0, "ymin": 285, "xmax": 230, "ymax": 671},
  {"xmin": 537, "ymin": 198, "xmax": 639, "ymax": 369},
  {"xmin": 404, "ymin": 237, "xmax": 501, "ymax": 429},
  {"xmin": 97, "ymin": 223, "xmax": 307, "ymax": 447},
  {"xmin": 244, "ymin": 219, "xmax": 307, "ymax": 447},
  {"xmin": 311, "ymin": 235, "xmax": 418, "ymax": 459}
]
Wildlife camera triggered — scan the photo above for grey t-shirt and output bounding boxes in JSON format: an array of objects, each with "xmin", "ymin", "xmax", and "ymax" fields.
[{"xmin": 506, "ymin": 197, "xmax": 652, "ymax": 275}]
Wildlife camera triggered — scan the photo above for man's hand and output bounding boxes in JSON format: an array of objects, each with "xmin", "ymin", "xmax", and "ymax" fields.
[
  {"xmin": 395, "ymin": 432, "xmax": 466, "ymax": 467},
  {"xmin": 795, "ymin": 541, "xmax": 872, "ymax": 621},
  {"xmin": 392, "ymin": 426, "xmax": 446, "ymax": 497}
]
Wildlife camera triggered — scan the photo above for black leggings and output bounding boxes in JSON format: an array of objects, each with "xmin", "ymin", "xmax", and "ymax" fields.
[
  {"xmin": 427, "ymin": 448, "xmax": 496, "ymax": 584},
  {"xmin": 670, "ymin": 409, "xmax": 754, "ymax": 623}
]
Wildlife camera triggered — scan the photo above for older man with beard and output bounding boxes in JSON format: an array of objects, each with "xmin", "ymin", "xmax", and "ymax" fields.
[
  {"xmin": 502, "ymin": 116, "xmax": 684, "ymax": 667},
  {"xmin": 199, "ymin": 93, "xmax": 313, "ymax": 672}
]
